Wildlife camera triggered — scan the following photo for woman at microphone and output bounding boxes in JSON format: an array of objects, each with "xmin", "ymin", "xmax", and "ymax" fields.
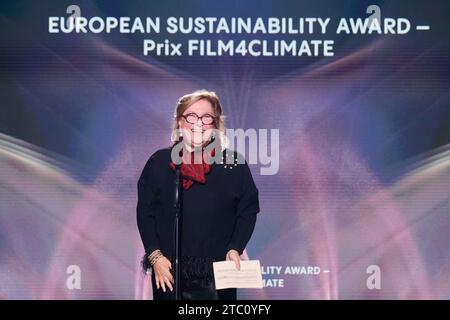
[{"xmin": 137, "ymin": 89, "xmax": 260, "ymax": 300}]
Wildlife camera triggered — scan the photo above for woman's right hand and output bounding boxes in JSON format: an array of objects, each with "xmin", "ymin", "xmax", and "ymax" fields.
[{"xmin": 153, "ymin": 256, "xmax": 174, "ymax": 292}]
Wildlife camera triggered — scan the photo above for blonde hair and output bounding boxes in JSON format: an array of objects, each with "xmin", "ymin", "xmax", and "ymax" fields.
[{"xmin": 170, "ymin": 89, "xmax": 228, "ymax": 149}]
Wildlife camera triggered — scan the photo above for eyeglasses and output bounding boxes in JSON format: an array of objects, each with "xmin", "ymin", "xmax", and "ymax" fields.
[{"xmin": 181, "ymin": 113, "xmax": 215, "ymax": 125}]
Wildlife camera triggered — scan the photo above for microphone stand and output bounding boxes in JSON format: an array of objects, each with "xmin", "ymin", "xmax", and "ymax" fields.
[{"xmin": 173, "ymin": 164, "xmax": 183, "ymax": 300}]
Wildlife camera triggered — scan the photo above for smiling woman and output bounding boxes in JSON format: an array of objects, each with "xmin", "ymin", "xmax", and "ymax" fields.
[{"xmin": 137, "ymin": 89, "xmax": 260, "ymax": 300}]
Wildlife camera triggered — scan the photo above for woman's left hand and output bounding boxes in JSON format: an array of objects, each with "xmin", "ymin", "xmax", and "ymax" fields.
[{"xmin": 226, "ymin": 249, "xmax": 241, "ymax": 271}]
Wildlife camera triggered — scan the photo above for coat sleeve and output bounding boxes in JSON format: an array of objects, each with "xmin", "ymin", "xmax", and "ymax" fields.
[
  {"xmin": 136, "ymin": 153, "xmax": 161, "ymax": 255},
  {"xmin": 227, "ymin": 159, "xmax": 260, "ymax": 255}
]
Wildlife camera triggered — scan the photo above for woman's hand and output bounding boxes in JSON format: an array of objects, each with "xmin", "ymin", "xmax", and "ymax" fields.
[
  {"xmin": 226, "ymin": 249, "xmax": 241, "ymax": 271},
  {"xmin": 153, "ymin": 256, "xmax": 174, "ymax": 292}
]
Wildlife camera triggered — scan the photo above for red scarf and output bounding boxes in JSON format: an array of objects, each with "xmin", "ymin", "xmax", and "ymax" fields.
[{"xmin": 168, "ymin": 145, "xmax": 217, "ymax": 190}]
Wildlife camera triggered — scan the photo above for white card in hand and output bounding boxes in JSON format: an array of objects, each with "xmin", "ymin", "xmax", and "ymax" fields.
[{"xmin": 213, "ymin": 260, "xmax": 263, "ymax": 290}]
